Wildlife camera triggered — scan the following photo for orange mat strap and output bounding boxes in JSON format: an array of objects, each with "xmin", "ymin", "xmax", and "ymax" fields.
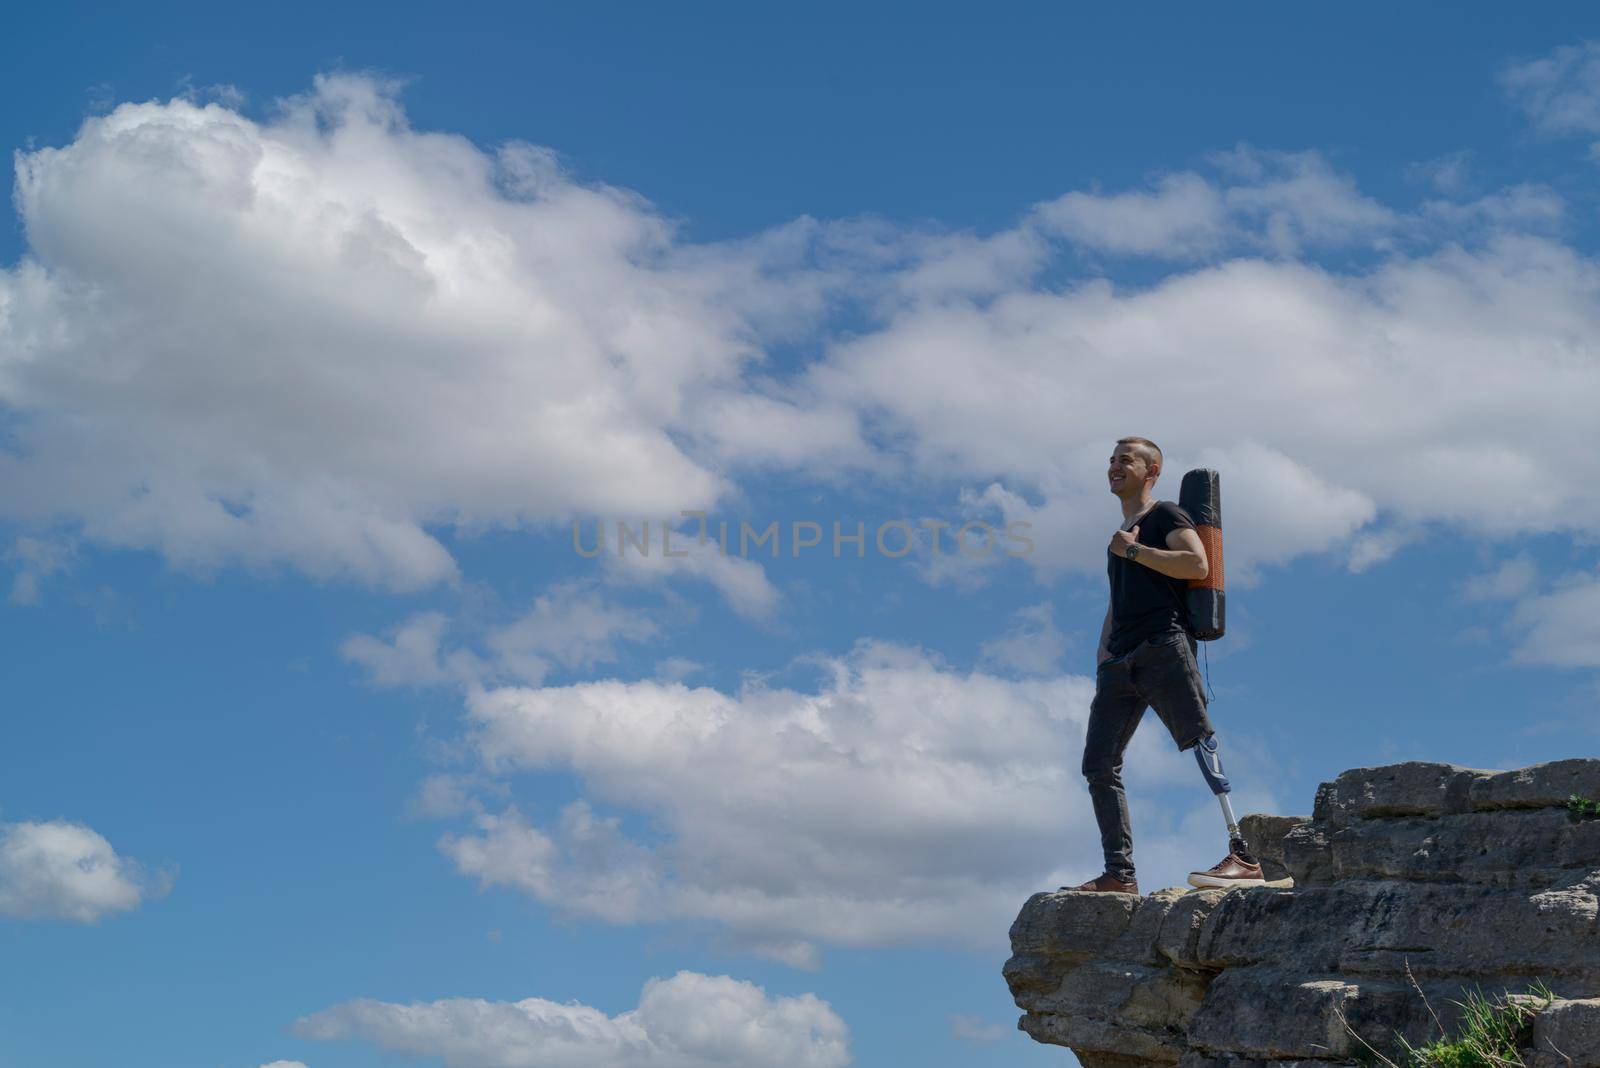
[{"xmin": 1188, "ymin": 524, "xmax": 1224, "ymax": 591}]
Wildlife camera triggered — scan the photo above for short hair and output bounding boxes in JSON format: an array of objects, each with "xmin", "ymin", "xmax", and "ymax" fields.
[{"xmin": 1115, "ymin": 436, "xmax": 1163, "ymax": 473}]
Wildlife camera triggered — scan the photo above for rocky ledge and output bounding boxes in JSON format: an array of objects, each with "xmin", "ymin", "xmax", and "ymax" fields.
[{"xmin": 1004, "ymin": 759, "xmax": 1600, "ymax": 1067}]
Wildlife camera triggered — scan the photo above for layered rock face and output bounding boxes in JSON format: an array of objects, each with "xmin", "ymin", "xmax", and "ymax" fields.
[{"xmin": 1004, "ymin": 759, "xmax": 1600, "ymax": 1067}]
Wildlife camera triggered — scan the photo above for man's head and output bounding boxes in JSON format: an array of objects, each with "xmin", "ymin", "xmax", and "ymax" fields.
[{"xmin": 1108, "ymin": 437, "xmax": 1162, "ymax": 501}]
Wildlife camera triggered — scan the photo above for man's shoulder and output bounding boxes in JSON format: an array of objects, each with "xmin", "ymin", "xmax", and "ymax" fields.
[{"xmin": 1151, "ymin": 500, "xmax": 1195, "ymax": 528}]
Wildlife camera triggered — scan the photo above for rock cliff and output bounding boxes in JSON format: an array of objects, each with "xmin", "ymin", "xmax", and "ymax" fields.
[{"xmin": 1004, "ymin": 759, "xmax": 1600, "ymax": 1067}]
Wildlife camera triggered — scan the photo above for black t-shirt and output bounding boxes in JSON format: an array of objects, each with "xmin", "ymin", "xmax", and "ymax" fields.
[{"xmin": 1106, "ymin": 500, "xmax": 1196, "ymax": 656}]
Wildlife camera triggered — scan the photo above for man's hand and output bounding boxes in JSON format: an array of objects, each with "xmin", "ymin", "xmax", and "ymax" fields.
[
  {"xmin": 1110, "ymin": 525, "xmax": 1140, "ymax": 558},
  {"xmin": 1110, "ymin": 523, "xmax": 1208, "ymax": 579}
]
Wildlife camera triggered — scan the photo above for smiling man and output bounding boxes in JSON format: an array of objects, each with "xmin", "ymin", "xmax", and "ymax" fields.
[{"xmin": 1067, "ymin": 437, "xmax": 1265, "ymax": 895}]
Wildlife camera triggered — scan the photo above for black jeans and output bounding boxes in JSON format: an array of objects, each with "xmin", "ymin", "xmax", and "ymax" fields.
[{"xmin": 1082, "ymin": 630, "xmax": 1213, "ymax": 881}]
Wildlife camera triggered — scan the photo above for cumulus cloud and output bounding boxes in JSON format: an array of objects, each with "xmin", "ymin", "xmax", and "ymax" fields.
[
  {"xmin": 600, "ymin": 524, "xmax": 782, "ymax": 621},
  {"xmin": 1034, "ymin": 149, "xmax": 1394, "ymax": 259},
  {"xmin": 979, "ymin": 602, "xmax": 1068, "ymax": 675},
  {"xmin": 0, "ymin": 75, "xmax": 807, "ymax": 592},
  {"xmin": 1209, "ymin": 146, "xmax": 1396, "ymax": 253},
  {"xmin": 790, "ymin": 230, "xmax": 1600, "ymax": 585},
  {"xmin": 1035, "ymin": 172, "xmax": 1228, "ymax": 259},
  {"xmin": 437, "ymin": 640, "xmax": 1213, "ymax": 964},
  {"xmin": 1420, "ymin": 184, "xmax": 1565, "ymax": 235},
  {"xmin": 1502, "ymin": 40, "xmax": 1600, "ymax": 144},
  {"xmin": 410, "ymin": 772, "xmax": 508, "ymax": 819},
  {"xmin": 6, "ymin": 74, "xmax": 1598, "ymax": 603},
  {"xmin": 5, "ymin": 534, "xmax": 76, "ymax": 604},
  {"xmin": 1448, "ymin": 555, "xmax": 1600, "ymax": 669},
  {"xmin": 341, "ymin": 582, "xmax": 659, "ymax": 689},
  {"xmin": 1345, "ymin": 523, "xmax": 1425, "ymax": 575},
  {"xmin": 294, "ymin": 970, "xmax": 850, "ymax": 1068},
  {"xmin": 1506, "ymin": 569, "xmax": 1600, "ymax": 668},
  {"xmin": 949, "ymin": 1013, "xmax": 1008, "ymax": 1043},
  {"xmin": 485, "ymin": 583, "xmax": 660, "ymax": 682},
  {"xmin": 1461, "ymin": 554, "xmax": 1540, "ymax": 604},
  {"xmin": 340, "ymin": 611, "xmax": 484, "ymax": 689},
  {"xmin": 0, "ymin": 818, "xmax": 171, "ymax": 922},
  {"xmin": 1408, "ymin": 150, "xmax": 1474, "ymax": 195}
]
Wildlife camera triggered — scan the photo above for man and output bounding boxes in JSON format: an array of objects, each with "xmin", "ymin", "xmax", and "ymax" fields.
[{"xmin": 1067, "ymin": 437, "xmax": 1264, "ymax": 895}]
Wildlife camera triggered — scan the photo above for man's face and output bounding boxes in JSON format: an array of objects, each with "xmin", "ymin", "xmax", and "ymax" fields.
[{"xmin": 1107, "ymin": 444, "xmax": 1156, "ymax": 500}]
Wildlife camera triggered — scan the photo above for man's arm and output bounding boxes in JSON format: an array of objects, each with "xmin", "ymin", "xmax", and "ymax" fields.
[
  {"xmin": 1096, "ymin": 604, "xmax": 1113, "ymax": 666},
  {"xmin": 1110, "ymin": 524, "xmax": 1209, "ymax": 580}
]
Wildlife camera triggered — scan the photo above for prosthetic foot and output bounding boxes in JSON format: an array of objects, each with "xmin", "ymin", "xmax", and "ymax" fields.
[
  {"xmin": 1187, "ymin": 847, "xmax": 1266, "ymax": 889},
  {"xmin": 1187, "ymin": 733, "xmax": 1265, "ymax": 889}
]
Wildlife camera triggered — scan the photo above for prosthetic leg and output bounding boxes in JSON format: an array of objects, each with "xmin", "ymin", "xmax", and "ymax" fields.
[{"xmin": 1194, "ymin": 733, "xmax": 1255, "ymax": 862}]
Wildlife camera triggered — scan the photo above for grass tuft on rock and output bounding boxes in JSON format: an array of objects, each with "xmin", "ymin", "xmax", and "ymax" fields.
[
  {"xmin": 1342, "ymin": 980, "xmax": 1553, "ymax": 1068},
  {"xmin": 1568, "ymin": 794, "xmax": 1600, "ymax": 823},
  {"xmin": 1397, "ymin": 984, "xmax": 1548, "ymax": 1066}
]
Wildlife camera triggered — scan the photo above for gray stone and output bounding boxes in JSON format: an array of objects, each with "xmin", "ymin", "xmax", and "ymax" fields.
[
  {"xmin": 1238, "ymin": 814, "xmax": 1308, "ymax": 882},
  {"xmin": 1005, "ymin": 889, "xmax": 1137, "ymax": 999},
  {"xmin": 1006, "ymin": 759, "xmax": 1600, "ymax": 1068},
  {"xmin": 1472, "ymin": 758, "xmax": 1600, "ymax": 814},
  {"xmin": 1187, "ymin": 969, "xmax": 1427, "ymax": 1059},
  {"xmin": 1294, "ymin": 809, "xmax": 1600, "ymax": 889},
  {"xmin": 1109, "ymin": 889, "xmax": 1190, "ymax": 967},
  {"xmin": 1280, "ymin": 821, "xmax": 1333, "ymax": 887},
  {"xmin": 1530, "ymin": 997, "xmax": 1600, "ymax": 1068},
  {"xmin": 1036, "ymin": 958, "xmax": 1207, "ymax": 1033},
  {"xmin": 1178, "ymin": 1058, "xmax": 1345, "ymax": 1068},
  {"xmin": 1081, "ymin": 1054, "xmax": 1174, "ymax": 1068},
  {"xmin": 1019, "ymin": 1010, "xmax": 1183, "ymax": 1063},
  {"xmin": 1156, "ymin": 889, "xmax": 1227, "ymax": 969},
  {"xmin": 1313, "ymin": 762, "xmax": 1499, "ymax": 827},
  {"xmin": 1195, "ymin": 878, "xmax": 1600, "ymax": 983},
  {"xmin": 1008, "ymin": 889, "xmax": 1138, "ymax": 959}
]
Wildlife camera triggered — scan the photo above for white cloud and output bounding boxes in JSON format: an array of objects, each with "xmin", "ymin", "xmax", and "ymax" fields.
[
  {"xmin": 1502, "ymin": 40, "xmax": 1600, "ymax": 142},
  {"xmin": 0, "ymin": 818, "xmax": 170, "ymax": 922},
  {"xmin": 5, "ymin": 534, "xmax": 76, "ymax": 604},
  {"xmin": 949, "ymin": 1013, "xmax": 1008, "ymax": 1043},
  {"xmin": 652, "ymin": 656, "xmax": 705, "ymax": 683},
  {"xmin": 601, "ymin": 527, "xmax": 782, "ymax": 621},
  {"xmin": 890, "ymin": 225, "xmax": 1051, "ymax": 303},
  {"xmin": 1408, "ymin": 150, "xmax": 1474, "ymax": 195},
  {"xmin": 340, "ymin": 583, "xmax": 659, "ymax": 689},
  {"xmin": 1421, "ymin": 184, "xmax": 1564, "ymax": 234},
  {"xmin": 901, "ymin": 489, "xmax": 1034, "ymax": 592},
  {"xmin": 1506, "ymin": 569, "xmax": 1600, "ymax": 668},
  {"xmin": 1210, "ymin": 146, "xmax": 1396, "ymax": 255},
  {"xmin": 1345, "ymin": 523, "xmax": 1423, "ymax": 574},
  {"xmin": 689, "ymin": 388, "xmax": 873, "ymax": 474},
  {"xmin": 6, "ymin": 76, "xmax": 1597, "ymax": 601},
  {"xmin": 1186, "ymin": 441, "xmax": 1377, "ymax": 582},
  {"xmin": 410, "ymin": 772, "xmax": 508, "ymax": 820},
  {"xmin": 439, "ymin": 640, "xmax": 1209, "ymax": 963},
  {"xmin": 258, "ymin": 1061, "xmax": 309, "ymax": 1068},
  {"xmin": 979, "ymin": 602, "xmax": 1068, "ymax": 675},
  {"xmin": 486, "ymin": 583, "xmax": 660, "ymax": 683},
  {"xmin": 0, "ymin": 75, "xmax": 796, "ymax": 591},
  {"xmin": 790, "ymin": 231, "xmax": 1600, "ymax": 584},
  {"xmin": 1461, "ymin": 554, "xmax": 1540, "ymax": 603},
  {"xmin": 294, "ymin": 971, "xmax": 851, "ymax": 1068},
  {"xmin": 1035, "ymin": 149, "xmax": 1394, "ymax": 259},
  {"xmin": 340, "ymin": 611, "xmax": 483, "ymax": 689},
  {"xmin": 1035, "ymin": 172, "xmax": 1228, "ymax": 258}
]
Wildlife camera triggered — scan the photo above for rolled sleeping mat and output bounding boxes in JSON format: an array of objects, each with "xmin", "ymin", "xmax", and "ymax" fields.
[{"xmin": 1178, "ymin": 468, "xmax": 1225, "ymax": 641}]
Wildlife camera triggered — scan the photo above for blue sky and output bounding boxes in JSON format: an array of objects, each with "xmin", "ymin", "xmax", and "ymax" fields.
[{"xmin": 3, "ymin": 6, "xmax": 1600, "ymax": 1068}]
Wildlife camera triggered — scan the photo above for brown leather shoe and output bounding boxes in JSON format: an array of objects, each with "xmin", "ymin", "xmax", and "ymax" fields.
[
  {"xmin": 1061, "ymin": 872, "xmax": 1140, "ymax": 894},
  {"xmin": 1187, "ymin": 850, "xmax": 1266, "ymax": 889}
]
